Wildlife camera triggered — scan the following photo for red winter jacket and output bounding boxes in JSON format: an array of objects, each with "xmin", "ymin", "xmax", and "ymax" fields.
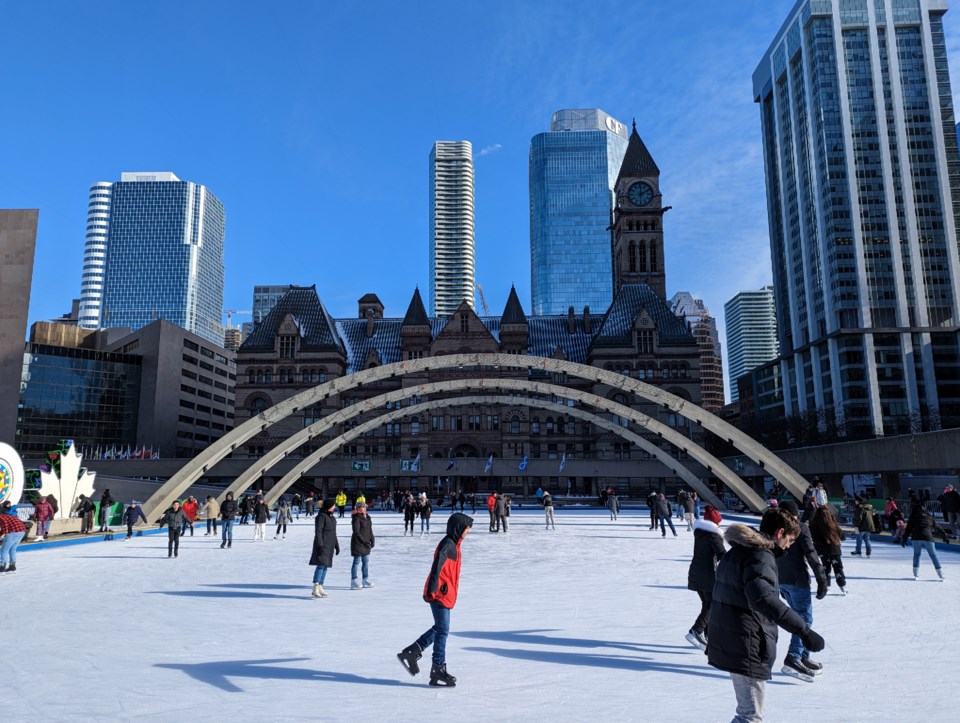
[
  {"xmin": 423, "ymin": 513, "xmax": 473, "ymax": 609},
  {"xmin": 34, "ymin": 499, "xmax": 54, "ymax": 522},
  {"xmin": 486, "ymin": 494, "xmax": 497, "ymax": 511},
  {"xmin": 182, "ymin": 500, "xmax": 199, "ymax": 521}
]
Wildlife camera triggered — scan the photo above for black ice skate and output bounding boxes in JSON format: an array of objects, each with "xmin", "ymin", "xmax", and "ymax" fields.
[
  {"xmin": 802, "ymin": 656, "xmax": 823, "ymax": 675},
  {"xmin": 781, "ymin": 655, "xmax": 815, "ymax": 683},
  {"xmin": 685, "ymin": 629, "xmax": 707, "ymax": 651},
  {"xmin": 429, "ymin": 663, "xmax": 456, "ymax": 687},
  {"xmin": 397, "ymin": 643, "xmax": 422, "ymax": 676}
]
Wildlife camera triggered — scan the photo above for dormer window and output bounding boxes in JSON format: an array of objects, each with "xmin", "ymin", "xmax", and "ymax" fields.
[
  {"xmin": 637, "ymin": 330, "xmax": 655, "ymax": 354},
  {"xmin": 460, "ymin": 314, "xmax": 469, "ymax": 333},
  {"xmin": 279, "ymin": 335, "xmax": 296, "ymax": 359}
]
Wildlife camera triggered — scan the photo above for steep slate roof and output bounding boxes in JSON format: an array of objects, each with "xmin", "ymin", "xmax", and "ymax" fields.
[
  {"xmin": 402, "ymin": 288, "xmax": 430, "ymax": 326},
  {"xmin": 592, "ymin": 283, "xmax": 695, "ymax": 347},
  {"xmin": 616, "ymin": 123, "xmax": 660, "ymax": 184},
  {"xmin": 337, "ymin": 319, "xmax": 403, "ymax": 372},
  {"xmin": 240, "ymin": 285, "xmax": 345, "ymax": 353},
  {"xmin": 501, "ymin": 285, "xmax": 527, "ymax": 325}
]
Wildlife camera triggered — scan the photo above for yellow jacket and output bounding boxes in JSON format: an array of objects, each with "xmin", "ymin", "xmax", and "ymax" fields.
[{"xmin": 336, "ymin": 492, "xmax": 347, "ymax": 507}]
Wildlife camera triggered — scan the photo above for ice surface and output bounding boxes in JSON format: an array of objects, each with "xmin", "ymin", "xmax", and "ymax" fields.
[{"xmin": 3, "ymin": 508, "xmax": 956, "ymax": 722}]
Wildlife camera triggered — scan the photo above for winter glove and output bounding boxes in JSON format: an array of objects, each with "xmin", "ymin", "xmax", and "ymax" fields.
[
  {"xmin": 800, "ymin": 627, "xmax": 825, "ymax": 653},
  {"xmin": 815, "ymin": 580, "xmax": 828, "ymax": 600}
]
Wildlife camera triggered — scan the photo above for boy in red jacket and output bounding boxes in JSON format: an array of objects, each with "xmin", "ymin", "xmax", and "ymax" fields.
[{"xmin": 397, "ymin": 512, "xmax": 473, "ymax": 687}]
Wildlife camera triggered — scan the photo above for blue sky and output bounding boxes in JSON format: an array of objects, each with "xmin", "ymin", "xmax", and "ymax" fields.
[{"xmin": 4, "ymin": 1, "xmax": 960, "ymax": 399}]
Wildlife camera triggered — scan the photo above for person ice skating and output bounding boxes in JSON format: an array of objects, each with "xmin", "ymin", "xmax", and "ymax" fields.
[
  {"xmin": 676, "ymin": 489, "xmax": 688, "ymax": 520},
  {"xmin": 253, "ymin": 498, "xmax": 271, "ymax": 541},
  {"xmin": 292, "ymin": 492, "xmax": 302, "ymax": 519},
  {"xmin": 607, "ymin": 490, "xmax": 620, "ymax": 521},
  {"xmin": 542, "ymin": 490, "xmax": 556, "ymax": 529},
  {"xmin": 685, "ymin": 505, "xmax": 725, "ymax": 651},
  {"xmin": 647, "ymin": 490, "xmax": 659, "ymax": 530},
  {"xmin": 304, "ymin": 492, "xmax": 316, "ymax": 518},
  {"xmin": 122, "ymin": 501, "xmax": 147, "ymax": 540},
  {"xmin": 904, "ymin": 503, "xmax": 945, "ymax": 581},
  {"xmin": 939, "ymin": 485, "xmax": 960, "ymax": 538},
  {"xmin": 159, "ymin": 501, "xmax": 188, "ymax": 558},
  {"xmin": 0, "ymin": 501, "xmax": 27, "ymax": 574},
  {"xmin": 683, "ymin": 492, "xmax": 696, "ymax": 531},
  {"xmin": 486, "ymin": 491, "xmax": 497, "ymax": 532},
  {"xmin": 809, "ymin": 504, "xmax": 847, "ymax": 595},
  {"xmin": 238, "ymin": 495, "xmax": 252, "ymax": 525},
  {"xmin": 418, "ymin": 493, "xmax": 433, "ymax": 536},
  {"xmin": 707, "ymin": 507, "xmax": 825, "ymax": 723},
  {"xmin": 76, "ymin": 494, "xmax": 95, "ymax": 534},
  {"xmin": 403, "ymin": 493, "xmax": 417, "ymax": 536},
  {"xmin": 776, "ymin": 501, "xmax": 829, "ymax": 682},
  {"xmin": 309, "ymin": 499, "xmax": 339, "ymax": 598},
  {"xmin": 494, "ymin": 492, "xmax": 509, "ymax": 533},
  {"xmin": 275, "ymin": 499, "xmax": 292, "ymax": 539},
  {"xmin": 336, "ymin": 489, "xmax": 347, "ymax": 518},
  {"xmin": 99, "ymin": 489, "xmax": 114, "ymax": 532},
  {"xmin": 350, "ymin": 500, "xmax": 375, "ymax": 589},
  {"xmin": 200, "ymin": 495, "xmax": 219, "ymax": 536},
  {"xmin": 657, "ymin": 493, "xmax": 677, "ymax": 537},
  {"xmin": 32, "ymin": 495, "xmax": 54, "ymax": 540},
  {"xmin": 181, "ymin": 496, "xmax": 199, "ymax": 536},
  {"xmin": 397, "ymin": 512, "xmax": 473, "ymax": 687},
  {"xmin": 220, "ymin": 491, "xmax": 238, "ymax": 549},
  {"xmin": 852, "ymin": 497, "xmax": 875, "ymax": 557}
]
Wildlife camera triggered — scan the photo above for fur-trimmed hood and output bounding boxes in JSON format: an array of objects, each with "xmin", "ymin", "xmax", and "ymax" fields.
[
  {"xmin": 693, "ymin": 518, "xmax": 722, "ymax": 536},
  {"xmin": 724, "ymin": 523, "xmax": 773, "ymax": 550}
]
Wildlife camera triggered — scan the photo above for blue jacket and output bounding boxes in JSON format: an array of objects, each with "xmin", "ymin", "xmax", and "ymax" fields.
[{"xmin": 123, "ymin": 505, "xmax": 147, "ymax": 525}]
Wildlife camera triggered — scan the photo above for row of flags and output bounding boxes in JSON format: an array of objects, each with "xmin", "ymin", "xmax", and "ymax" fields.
[
  {"xmin": 436, "ymin": 450, "xmax": 567, "ymax": 474},
  {"xmin": 80, "ymin": 445, "xmax": 161, "ymax": 460}
]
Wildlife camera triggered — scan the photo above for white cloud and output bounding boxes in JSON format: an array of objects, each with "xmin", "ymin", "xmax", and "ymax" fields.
[{"xmin": 476, "ymin": 143, "xmax": 503, "ymax": 158}]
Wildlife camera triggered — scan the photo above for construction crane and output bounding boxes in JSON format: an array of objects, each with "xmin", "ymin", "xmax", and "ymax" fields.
[
  {"xmin": 475, "ymin": 284, "xmax": 489, "ymax": 316},
  {"xmin": 223, "ymin": 310, "xmax": 252, "ymax": 329}
]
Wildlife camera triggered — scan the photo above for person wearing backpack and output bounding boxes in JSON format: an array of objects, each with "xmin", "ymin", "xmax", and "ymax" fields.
[{"xmin": 852, "ymin": 497, "xmax": 875, "ymax": 557}]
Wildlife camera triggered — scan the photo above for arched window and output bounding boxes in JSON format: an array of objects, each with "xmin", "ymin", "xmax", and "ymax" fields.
[
  {"xmin": 250, "ymin": 397, "xmax": 268, "ymax": 414},
  {"xmin": 411, "ymin": 418, "xmax": 420, "ymax": 435},
  {"xmin": 650, "ymin": 244, "xmax": 657, "ymax": 270},
  {"xmin": 247, "ymin": 369, "xmax": 256, "ymax": 384},
  {"xmin": 264, "ymin": 370, "xmax": 273, "ymax": 384},
  {"xmin": 279, "ymin": 369, "xmax": 288, "ymax": 384},
  {"xmin": 256, "ymin": 370, "xmax": 264, "ymax": 384},
  {"xmin": 546, "ymin": 417, "xmax": 554, "ymax": 434},
  {"xmin": 638, "ymin": 241, "xmax": 648, "ymax": 271},
  {"xmin": 557, "ymin": 417, "xmax": 565, "ymax": 434},
  {"xmin": 511, "ymin": 416, "xmax": 520, "ymax": 434},
  {"xmin": 531, "ymin": 416, "xmax": 541, "ymax": 434},
  {"xmin": 628, "ymin": 241, "xmax": 637, "ymax": 273}
]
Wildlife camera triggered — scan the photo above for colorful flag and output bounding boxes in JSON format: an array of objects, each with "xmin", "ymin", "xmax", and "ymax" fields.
[
  {"xmin": 483, "ymin": 454, "xmax": 494, "ymax": 474},
  {"xmin": 518, "ymin": 455, "xmax": 528, "ymax": 472},
  {"xmin": 559, "ymin": 452, "xmax": 567, "ymax": 472},
  {"xmin": 445, "ymin": 448, "xmax": 456, "ymax": 471},
  {"xmin": 151, "ymin": 447, "xmax": 160, "ymax": 460},
  {"xmin": 412, "ymin": 453, "xmax": 421, "ymax": 472}
]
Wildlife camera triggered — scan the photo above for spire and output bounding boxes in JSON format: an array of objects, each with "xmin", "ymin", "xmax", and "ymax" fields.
[
  {"xmin": 501, "ymin": 285, "xmax": 527, "ymax": 325},
  {"xmin": 402, "ymin": 287, "xmax": 430, "ymax": 326},
  {"xmin": 616, "ymin": 124, "xmax": 660, "ymax": 184}
]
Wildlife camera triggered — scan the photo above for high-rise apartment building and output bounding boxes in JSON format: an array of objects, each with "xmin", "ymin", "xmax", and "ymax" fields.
[
  {"xmin": 671, "ymin": 292, "xmax": 725, "ymax": 411},
  {"xmin": 90, "ymin": 172, "xmax": 225, "ymax": 345},
  {"xmin": 530, "ymin": 109, "xmax": 629, "ymax": 315},
  {"xmin": 253, "ymin": 285, "xmax": 292, "ymax": 327},
  {"xmin": 429, "ymin": 142, "xmax": 475, "ymax": 317},
  {"xmin": 755, "ymin": 0, "xmax": 960, "ymax": 435},
  {"xmin": 724, "ymin": 287, "xmax": 778, "ymax": 403}
]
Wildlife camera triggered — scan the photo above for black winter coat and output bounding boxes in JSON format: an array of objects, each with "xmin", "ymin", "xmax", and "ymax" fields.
[
  {"xmin": 123, "ymin": 505, "xmax": 147, "ymax": 526},
  {"xmin": 309, "ymin": 511, "xmax": 339, "ymax": 567},
  {"xmin": 220, "ymin": 499, "xmax": 238, "ymax": 520},
  {"xmin": 940, "ymin": 490, "xmax": 960, "ymax": 514},
  {"xmin": 159, "ymin": 508, "xmax": 188, "ymax": 530},
  {"xmin": 351, "ymin": 512, "xmax": 375, "ymax": 556},
  {"xmin": 707, "ymin": 524, "xmax": 808, "ymax": 680},
  {"xmin": 687, "ymin": 519, "xmax": 725, "ymax": 592},
  {"xmin": 905, "ymin": 507, "xmax": 937, "ymax": 542},
  {"xmin": 253, "ymin": 503, "xmax": 271, "ymax": 524},
  {"xmin": 776, "ymin": 521, "xmax": 827, "ymax": 588}
]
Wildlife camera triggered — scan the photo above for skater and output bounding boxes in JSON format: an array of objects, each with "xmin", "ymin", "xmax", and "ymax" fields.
[
  {"xmin": 350, "ymin": 500, "xmax": 375, "ymax": 589},
  {"xmin": 274, "ymin": 499, "xmax": 292, "ymax": 539},
  {"xmin": 158, "ymin": 500, "xmax": 188, "ymax": 558},
  {"xmin": 200, "ymin": 495, "xmax": 219, "ymax": 536},
  {"xmin": 707, "ymin": 507, "xmax": 825, "ymax": 723},
  {"xmin": 98, "ymin": 489, "xmax": 114, "ymax": 531},
  {"xmin": 181, "ymin": 496, "xmax": 199, "ymax": 536},
  {"xmin": 336, "ymin": 489, "xmax": 347, "ymax": 518},
  {"xmin": 607, "ymin": 490, "xmax": 620, "ymax": 521},
  {"xmin": 458, "ymin": 490, "xmax": 466, "ymax": 513},
  {"xmin": 397, "ymin": 513, "xmax": 473, "ymax": 687},
  {"xmin": 776, "ymin": 501, "xmax": 829, "ymax": 682},
  {"xmin": 676, "ymin": 489, "xmax": 688, "ymax": 520},
  {"xmin": 309, "ymin": 499, "xmax": 339, "ymax": 598},
  {"xmin": 647, "ymin": 489, "xmax": 659, "ymax": 530},
  {"xmin": 940, "ymin": 485, "xmax": 960, "ymax": 538},
  {"xmin": 692, "ymin": 491, "xmax": 702, "ymax": 520},
  {"xmin": 122, "ymin": 501, "xmax": 147, "ymax": 539},
  {"xmin": 418, "ymin": 493, "xmax": 433, "ymax": 536},
  {"xmin": 486, "ymin": 491, "xmax": 497, "ymax": 532},
  {"xmin": 0, "ymin": 501, "xmax": 27, "ymax": 573},
  {"xmin": 852, "ymin": 497, "xmax": 875, "ymax": 557},
  {"xmin": 494, "ymin": 492, "xmax": 509, "ymax": 533},
  {"xmin": 809, "ymin": 504, "xmax": 847, "ymax": 595},
  {"xmin": 76, "ymin": 494, "xmax": 95, "ymax": 534},
  {"xmin": 685, "ymin": 505, "xmax": 725, "ymax": 651},
  {"xmin": 292, "ymin": 492, "xmax": 302, "ymax": 519},
  {"xmin": 32, "ymin": 495, "xmax": 54, "ymax": 540},
  {"xmin": 304, "ymin": 491, "xmax": 316, "ymax": 518},
  {"xmin": 657, "ymin": 493, "xmax": 677, "ymax": 537},
  {"xmin": 238, "ymin": 495, "xmax": 252, "ymax": 525},
  {"xmin": 253, "ymin": 498, "xmax": 271, "ymax": 541},
  {"xmin": 220, "ymin": 491, "xmax": 238, "ymax": 549},
  {"xmin": 403, "ymin": 493, "xmax": 417, "ymax": 536},
  {"xmin": 542, "ymin": 490, "xmax": 556, "ymax": 529},
  {"xmin": 904, "ymin": 503, "xmax": 944, "ymax": 581},
  {"xmin": 683, "ymin": 492, "xmax": 695, "ymax": 531}
]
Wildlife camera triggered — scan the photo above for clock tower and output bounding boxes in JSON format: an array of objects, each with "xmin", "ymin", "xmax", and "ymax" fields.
[{"xmin": 612, "ymin": 122, "xmax": 669, "ymax": 299}]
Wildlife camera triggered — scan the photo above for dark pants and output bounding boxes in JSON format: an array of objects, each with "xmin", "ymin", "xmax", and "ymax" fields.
[
  {"xmin": 820, "ymin": 553, "xmax": 846, "ymax": 588},
  {"xmin": 206, "ymin": 518, "xmax": 218, "ymax": 534},
  {"xmin": 126, "ymin": 522, "xmax": 135, "ymax": 538},
  {"xmin": 488, "ymin": 510, "xmax": 496, "ymax": 531},
  {"xmin": 414, "ymin": 602, "xmax": 451, "ymax": 666},
  {"xmin": 405, "ymin": 517, "xmax": 415, "ymax": 533},
  {"xmin": 693, "ymin": 589, "xmax": 712, "ymax": 634},
  {"xmin": 660, "ymin": 515, "xmax": 677, "ymax": 536},
  {"xmin": 168, "ymin": 528, "xmax": 181, "ymax": 556},
  {"xmin": 338, "ymin": 506, "xmax": 345, "ymax": 518},
  {"xmin": 649, "ymin": 507, "xmax": 658, "ymax": 529},
  {"xmin": 276, "ymin": 522, "xmax": 287, "ymax": 535},
  {"xmin": 180, "ymin": 520, "xmax": 194, "ymax": 536}
]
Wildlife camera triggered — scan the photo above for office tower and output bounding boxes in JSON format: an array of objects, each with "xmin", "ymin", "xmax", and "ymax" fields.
[
  {"xmin": 78, "ymin": 182, "xmax": 112, "ymax": 329},
  {"xmin": 253, "ymin": 285, "xmax": 292, "ymax": 326},
  {"xmin": 530, "ymin": 109, "xmax": 630, "ymax": 315},
  {"xmin": 755, "ymin": 0, "xmax": 960, "ymax": 435},
  {"xmin": 671, "ymin": 292, "xmax": 724, "ymax": 411},
  {"xmin": 0, "ymin": 209, "xmax": 38, "ymax": 443},
  {"xmin": 97, "ymin": 172, "xmax": 226, "ymax": 345},
  {"xmin": 724, "ymin": 287, "xmax": 778, "ymax": 403},
  {"xmin": 429, "ymin": 141, "xmax": 475, "ymax": 317}
]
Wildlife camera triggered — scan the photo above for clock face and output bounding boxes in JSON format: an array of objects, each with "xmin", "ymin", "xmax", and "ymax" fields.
[{"xmin": 627, "ymin": 181, "xmax": 654, "ymax": 207}]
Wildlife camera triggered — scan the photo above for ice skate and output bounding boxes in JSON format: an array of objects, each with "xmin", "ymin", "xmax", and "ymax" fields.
[
  {"xmin": 429, "ymin": 663, "xmax": 456, "ymax": 687},
  {"xmin": 362, "ymin": 579, "xmax": 374, "ymax": 588},
  {"xmin": 802, "ymin": 656, "xmax": 823, "ymax": 675},
  {"xmin": 781, "ymin": 655, "xmax": 815, "ymax": 683},
  {"xmin": 220, "ymin": 541, "xmax": 226, "ymax": 549},
  {"xmin": 685, "ymin": 629, "xmax": 707, "ymax": 651},
  {"xmin": 312, "ymin": 583, "xmax": 326, "ymax": 598},
  {"xmin": 913, "ymin": 566, "xmax": 919, "ymax": 579},
  {"xmin": 397, "ymin": 643, "xmax": 422, "ymax": 676},
  {"xmin": 351, "ymin": 579, "xmax": 361, "ymax": 590},
  {"xmin": 937, "ymin": 568, "xmax": 944, "ymax": 581},
  {"xmin": 5, "ymin": 564, "xmax": 15, "ymax": 573},
  {"xmin": 0, "ymin": 564, "xmax": 6, "ymax": 574}
]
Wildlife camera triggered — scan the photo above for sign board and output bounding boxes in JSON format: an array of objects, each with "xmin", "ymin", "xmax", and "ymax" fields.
[{"xmin": 351, "ymin": 460, "xmax": 371, "ymax": 472}]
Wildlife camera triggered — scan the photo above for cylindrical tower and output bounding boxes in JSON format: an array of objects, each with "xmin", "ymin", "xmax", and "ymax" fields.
[{"xmin": 77, "ymin": 181, "xmax": 113, "ymax": 329}]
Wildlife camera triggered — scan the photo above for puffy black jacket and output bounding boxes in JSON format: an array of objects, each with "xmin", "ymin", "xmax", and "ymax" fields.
[
  {"xmin": 220, "ymin": 499, "xmax": 238, "ymax": 520},
  {"xmin": 777, "ymin": 521, "xmax": 827, "ymax": 588},
  {"xmin": 253, "ymin": 503, "xmax": 271, "ymax": 524},
  {"xmin": 905, "ymin": 506, "xmax": 937, "ymax": 542},
  {"xmin": 940, "ymin": 490, "xmax": 960, "ymax": 514},
  {"xmin": 351, "ymin": 512, "xmax": 375, "ymax": 556},
  {"xmin": 687, "ymin": 519, "xmax": 725, "ymax": 592},
  {"xmin": 309, "ymin": 510, "xmax": 339, "ymax": 567},
  {"xmin": 707, "ymin": 524, "xmax": 808, "ymax": 680}
]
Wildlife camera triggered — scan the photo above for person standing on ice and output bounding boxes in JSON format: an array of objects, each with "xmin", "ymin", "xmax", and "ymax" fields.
[
  {"xmin": 0, "ymin": 501, "xmax": 27, "ymax": 573},
  {"xmin": 309, "ymin": 499, "xmax": 339, "ymax": 598},
  {"xmin": 397, "ymin": 512, "xmax": 473, "ymax": 687},
  {"xmin": 494, "ymin": 492, "xmax": 509, "ymax": 533},
  {"xmin": 809, "ymin": 504, "xmax": 847, "ymax": 595},
  {"xmin": 200, "ymin": 494, "xmax": 219, "ymax": 536},
  {"xmin": 220, "ymin": 492, "xmax": 237, "ymax": 549},
  {"xmin": 122, "ymin": 501, "xmax": 147, "ymax": 540},
  {"xmin": 607, "ymin": 490, "xmax": 620, "ymax": 521},
  {"xmin": 486, "ymin": 491, "xmax": 497, "ymax": 532},
  {"xmin": 683, "ymin": 493, "xmax": 696, "ymax": 531},
  {"xmin": 542, "ymin": 490, "xmax": 556, "ymax": 529},
  {"xmin": 904, "ymin": 502, "xmax": 945, "ymax": 581},
  {"xmin": 403, "ymin": 493, "xmax": 417, "ymax": 536},
  {"xmin": 418, "ymin": 492, "xmax": 433, "ymax": 536},
  {"xmin": 685, "ymin": 505, "xmax": 725, "ymax": 651},
  {"xmin": 658, "ymin": 493, "xmax": 677, "ymax": 537},
  {"xmin": 252, "ymin": 498, "xmax": 271, "ymax": 542},
  {"xmin": 647, "ymin": 489, "xmax": 659, "ymax": 530},
  {"xmin": 350, "ymin": 500, "xmax": 375, "ymax": 589},
  {"xmin": 708, "ymin": 507, "xmax": 825, "ymax": 723},
  {"xmin": 158, "ymin": 500, "xmax": 188, "ymax": 558},
  {"xmin": 274, "ymin": 499, "xmax": 292, "ymax": 539}
]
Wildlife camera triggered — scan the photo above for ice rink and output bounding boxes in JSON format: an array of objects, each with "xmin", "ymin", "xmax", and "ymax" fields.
[{"xmin": 3, "ymin": 506, "xmax": 955, "ymax": 722}]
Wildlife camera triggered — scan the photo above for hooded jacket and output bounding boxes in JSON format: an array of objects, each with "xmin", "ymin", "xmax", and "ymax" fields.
[
  {"xmin": 309, "ymin": 509, "xmax": 339, "ymax": 567},
  {"xmin": 220, "ymin": 497, "xmax": 238, "ymax": 520},
  {"xmin": 687, "ymin": 519, "xmax": 725, "ymax": 592},
  {"xmin": 123, "ymin": 505, "xmax": 147, "ymax": 526},
  {"xmin": 423, "ymin": 513, "xmax": 473, "ymax": 609},
  {"xmin": 350, "ymin": 510, "xmax": 375, "ymax": 556},
  {"xmin": 905, "ymin": 506, "xmax": 938, "ymax": 542},
  {"xmin": 777, "ymin": 520, "xmax": 827, "ymax": 588},
  {"xmin": 707, "ymin": 524, "xmax": 808, "ymax": 680}
]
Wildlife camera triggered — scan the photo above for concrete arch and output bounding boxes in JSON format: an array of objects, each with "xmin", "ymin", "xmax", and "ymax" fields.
[{"xmin": 141, "ymin": 353, "xmax": 802, "ymax": 520}]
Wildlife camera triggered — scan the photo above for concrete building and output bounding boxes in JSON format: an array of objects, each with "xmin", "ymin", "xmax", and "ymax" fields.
[
  {"xmin": 670, "ymin": 292, "xmax": 725, "ymax": 411},
  {"xmin": 724, "ymin": 287, "xmax": 778, "ymax": 403},
  {"xmin": 0, "ymin": 209, "xmax": 38, "ymax": 444},
  {"xmin": 530, "ymin": 109, "xmax": 629, "ymax": 315},
  {"xmin": 755, "ymin": 0, "xmax": 960, "ymax": 435},
  {"xmin": 429, "ymin": 142, "xmax": 476, "ymax": 317}
]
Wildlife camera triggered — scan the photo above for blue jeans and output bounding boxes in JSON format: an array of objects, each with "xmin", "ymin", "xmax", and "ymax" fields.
[
  {"xmin": 779, "ymin": 584, "xmax": 813, "ymax": 659},
  {"xmin": 313, "ymin": 565, "xmax": 328, "ymax": 584},
  {"xmin": 0, "ymin": 530, "xmax": 25, "ymax": 565},
  {"xmin": 415, "ymin": 602, "xmax": 451, "ymax": 666},
  {"xmin": 221, "ymin": 519, "xmax": 234, "ymax": 543},
  {"xmin": 421, "ymin": 517, "xmax": 430, "ymax": 533},
  {"xmin": 912, "ymin": 540, "xmax": 941, "ymax": 570},
  {"xmin": 855, "ymin": 531, "xmax": 871, "ymax": 554},
  {"xmin": 660, "ymin": 515, "xmax": 676, "ymax": 536},
  {"xmin": 352, "ymin": 555, "xmax": 369, "ymax": 581}
]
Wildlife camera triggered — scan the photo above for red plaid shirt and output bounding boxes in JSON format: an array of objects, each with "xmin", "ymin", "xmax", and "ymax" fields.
[{"xmin": 0, "ymin": 513, "xmax": 27, "ymax": 535}]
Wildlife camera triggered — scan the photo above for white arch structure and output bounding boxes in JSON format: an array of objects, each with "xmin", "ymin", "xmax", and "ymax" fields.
[{"xmin": 141, "ymin": 354, "xmax": 803, "ymax": 520}]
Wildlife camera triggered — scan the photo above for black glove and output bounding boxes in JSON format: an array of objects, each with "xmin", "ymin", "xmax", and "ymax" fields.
[
  {"xmin": 816, "ymin": 580, "xmax": 827, "ymax": 600},
  {"xmin": 801, "ymin": 628, "xmax": 825, "ymax": 653}
]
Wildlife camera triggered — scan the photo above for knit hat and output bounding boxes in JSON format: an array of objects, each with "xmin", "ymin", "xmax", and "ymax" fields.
[
  {"xmin": 356, "ymin": 500, "xmax": 367, "ymax": 508},
  {"xmin": 703, "ymin": 506, "xmax": 722, "ymax": 525},
  {"xmin": 768, "ymin": 498, "xmax": 778, "ymax": 507},
  {"xmin": 780, "ymin": 500, "xmax": 799, "ymax": 517},
  {"xmin": 321, "ymin": 498, "xmax": 336, "ymax": 512}
]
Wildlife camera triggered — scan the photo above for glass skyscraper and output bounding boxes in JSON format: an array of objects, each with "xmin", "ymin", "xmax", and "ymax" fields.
[
  {"xmin": 529, "ymin": 109, "xmax": 629, "ymax": 316},
  {"xmin": 755, "ymin": 0, "xmax": 960, "ymax": 435},
  {"xmin": 723, "ymin": 287, "xmax": 779, "ymax": 403},
  {"xmin": 96, "ymin": 172, "xmax": 226, "ymax": 345},
  {"xmin": 429, "ymin": 141, "xmax": 475, "ymax": 317}
]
